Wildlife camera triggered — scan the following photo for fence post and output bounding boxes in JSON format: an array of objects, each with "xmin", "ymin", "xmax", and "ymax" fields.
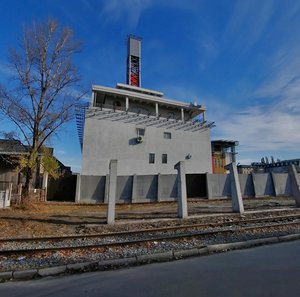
[
  {"xmin": 288, "ymin": 165, "xmax": 300, "ymax": 207},
  {"xmin": 174, "ymin": 161, "xmax": 188, "ymax": 218},
  {"xmin": 75, "ymin": 174, "xmax": 81, "ymax": 203},
  {"xmin": 226, "ymin": 162, "xmax": 244, "ymax": 213},
  {"xmin": 107, "ymin": 160, "xmax": 118, "ymax": 224}
]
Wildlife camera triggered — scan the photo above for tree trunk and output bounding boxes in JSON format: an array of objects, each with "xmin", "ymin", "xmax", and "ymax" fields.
[{"xmin": 22, "ymin": 163, "xmax": 33, "ymax": 203}]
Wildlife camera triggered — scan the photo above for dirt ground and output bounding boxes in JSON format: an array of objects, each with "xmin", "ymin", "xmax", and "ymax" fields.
[{"xmin": 0, "ymin": 197, "xmax": 296, "ymax": 239}]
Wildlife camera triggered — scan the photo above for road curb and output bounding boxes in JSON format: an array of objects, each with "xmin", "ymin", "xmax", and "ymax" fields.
[
  {"xmin": 278, "ymin": 233, "xmax": 300, "ymax": 242},
  {"xmin": 173, "ymin": 248, "xmax": 199, "ymax": 259},
  {"xmin": 1, "ymin": 233, "xmax": 300, "ymax": 282},
  {"xmin": 0, "ymin": 271, "xmax": 13, "ymax": 282},
  {"xmin": 38, "ymin": 265, "xmax": 67, "ymax": 277},
  {"xmin": 98, "ymin": 257, "xmax": 137, "ymax": 270},
  {"xmin": 13, "ymin": 269, "xmax": 37, "ymax": 280},
  {"xmin": 67, "ymin": 261, "xmax": 98, "ymax": 273},
  {"xmin": 136, "ymin": 251, "xmax": 173, "ymax": 264}
]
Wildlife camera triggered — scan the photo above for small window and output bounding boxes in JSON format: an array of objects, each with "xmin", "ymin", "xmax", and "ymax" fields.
[
  {"xmin": 163, "ymin": 132, "xmax": 172, "ymax": 139},
  {"xmin": 137, "ymin": 128, "xmax": 145, "ymax": 136},
  {"xmin": 162, "ymin": 154, "xmax": 167, "ymax": 164},
  {"xmin": 149, "ymin": 153, "xmax": 155, "ymax": 164}
]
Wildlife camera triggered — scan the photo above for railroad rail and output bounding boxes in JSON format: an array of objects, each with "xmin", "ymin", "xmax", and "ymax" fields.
[{"xmin": 1, "ymin": 213, "xmax": 300, "ymax": 255}]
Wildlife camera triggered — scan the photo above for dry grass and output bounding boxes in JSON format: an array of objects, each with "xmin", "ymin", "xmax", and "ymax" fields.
[{"xmin": 0, "ymin": 197, "xmax": 295, "ymax": 239}]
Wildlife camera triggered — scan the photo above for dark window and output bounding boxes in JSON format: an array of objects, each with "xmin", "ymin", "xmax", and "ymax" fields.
[
  {"xmin": 137, "ymin": 128, "xmax": 145, "ymax": 136},
  {"xmin": 163, "ymin": 132, "xmax": 172, "ymax": 139},
  {"xmin": 162, "ymin": 154, "xmax": 167, "ymax": 164},
  {"xmin": 149, "ymin": 153, "xmax": 155, "ymax": 164}
]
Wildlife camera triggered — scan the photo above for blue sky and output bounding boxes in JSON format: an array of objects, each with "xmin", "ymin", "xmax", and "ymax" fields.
[{"xmin": 1, "ymin": 0, "xmax": 300, "ymax": 172}]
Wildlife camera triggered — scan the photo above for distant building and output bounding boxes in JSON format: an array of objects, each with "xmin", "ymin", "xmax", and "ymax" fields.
[
  {"xmin": 211, "ymin": 140, "xmax": 238, "ymax": 173},
  {"xmin": 251, "ymin": 158, "xmax": 300, "ymax": 173},
  {"xmin": 237, "ymin": 164, "xmax": 254, "ymax": 174}
]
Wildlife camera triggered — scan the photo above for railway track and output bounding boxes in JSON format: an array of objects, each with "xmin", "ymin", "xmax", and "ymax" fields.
[{"xmin": 1, "ymin": 213, "xmax": 300, "ymax": 256}]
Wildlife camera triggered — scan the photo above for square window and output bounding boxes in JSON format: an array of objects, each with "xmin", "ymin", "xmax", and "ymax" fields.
[
  {"xmin": 149, "ymin": 153, "xmax": 155, "ymax": 164},
  {"xmin": 163, "ymin": 132, "xmax": 171, "ymax": 139},
  {"xmin": 137, "ymin": 128, "xmax": 145, "ymax": 136},
  {"xmin": 162, "ymin": 154, "xmax": 167, "ymax": 164}
]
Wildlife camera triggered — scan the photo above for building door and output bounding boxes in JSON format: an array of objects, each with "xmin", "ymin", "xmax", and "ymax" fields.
[{"xmin": 186, "ymin": 174, "xmax": 207, "ymax": 198}]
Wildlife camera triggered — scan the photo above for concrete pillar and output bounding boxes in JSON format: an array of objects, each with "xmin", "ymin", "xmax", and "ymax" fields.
[
  {"xmin": 91, "ymin": 91, "xmax": 95, "ymax": 106},
  {"xmin": 157, "ymin": 173, "xmax": 162, "ymax": 202},
  {"xmin": 5, "ymin": 188, "xmax": 10, "ymax": 207},
  {"xmin": 107, "ymin": 160, "xmax": 117, "ymax": 224},
  {"xmin": 42, "ymin": 172, "xmax": 48, "ymax": 201},
  {"xmin": 131, "ymin": 174, "xmax": 138, "ymax": 203},
  {"xmin": 75, "ymin": 174, "xmax": 81, "ymax": 203},
  {"xmin": 226, "ymin": 162, "xmax": 244, "ymax": 213},
  {"xmin": 155, "ymin": 103, "xmax": 159, "ymax": 118},
  {"xmin": 126, "ymin": 96, "xmax": 129, "ymax": 111},
  {"xmin": 181, "ymin": 108, "xmax": 185, "ymax": 123},
  {"xmin": 174, "ymin": 161, "xmax": 188, "ymax": 218},
  {"xmin": 288, "ymin": 165, "xmax": 300, "ymax": 207},
  {"xmin": 42, "ymin": 172, "xmax": 49, "ymax": 189}
]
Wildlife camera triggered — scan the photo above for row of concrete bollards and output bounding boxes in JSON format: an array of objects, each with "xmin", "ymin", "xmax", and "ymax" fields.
[{"xmin": 105, "ymin": 160, "xmax": 300, "ymax": 224}]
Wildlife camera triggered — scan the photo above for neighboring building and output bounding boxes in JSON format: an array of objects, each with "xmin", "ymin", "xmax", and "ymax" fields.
[
  {"xmin": 236, "ymin": 157, "xmax": 300, "ymax": 174},
  {"xmin": 251, "ymin": 158, "xmax": 300, "ymax": 173},
  {"xmin": 211, "ymin": 140, "xmax": 238, "ymax": 173},
  {"xmin": 237, "ymin": 164, "xmax": 254, "ymax": 174},
  {"xmin": 0, "ymin": 139, "xmax": 27, "ymax": 184},
  {"xmin": 80, "ymin": 36, "xmax": 214, "ymax": 176},
  {"xmin": 0, "ymin": 138, "xmax": 71, "ymax": 187}
]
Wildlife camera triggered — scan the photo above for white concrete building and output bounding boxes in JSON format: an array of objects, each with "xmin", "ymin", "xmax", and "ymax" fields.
[
  {"xmin": 80, "ymin": 36, "xmax": 213, "ymax": 176},
  {"xmin": 81, "ymin": 83, "xmax": 213, "ymax": 176}
]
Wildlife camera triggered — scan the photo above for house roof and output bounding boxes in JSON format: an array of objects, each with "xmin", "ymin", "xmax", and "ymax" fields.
[
  {"xmin": 211, "ymin": 140, "xmax": 239, "ymax": 148},
  {"xmin": 0, "ymin": 139, "xmax": 72, "ymax": 174},
  {"xmin": 0, "ymin": 139, "xmax": 28, "ymax": 154},
  {"xmin": 0, "ymin": 139, "xmax": 53, "ymax": 155}
]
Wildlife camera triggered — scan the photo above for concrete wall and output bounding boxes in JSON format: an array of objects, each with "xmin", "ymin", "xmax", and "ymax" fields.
[
  {"xmin": 116, "ymin": 176, "xmax": 133, "ymax": 203},
  {"xmin": 158, "ymin": 174, "xmax": 177, "ymax": 201},
  {"xmin": 272, "ymin": 173, "xmax": 292, "ymax": 196},
  {"xmin": 78, "ymin": 174, "xmax": 179, "ymax": 203},
  {"xmin": 206, "ymin": 174, "xmax": 231, "ymax": 199},
  {"xmin": 82, "ymin": 109, "xmax": 212, "ymax": 176},
  {"xmin": 133, "ymin": 175, "xmax": 158, "ymax": 202},
  {"xmin": 80, "ymin": 175, "xmax": 106, "ymax": 203},
  {"xmin": 77, "ymin": 172, "xmax": 296, "ymax": 204},
  {"xmin": 239, "ymin": 174, "xmax": 255, "ymax": 197},
  {"xmin": 252, "ymin": 173, "xmax": 275, "ymax": 197}
]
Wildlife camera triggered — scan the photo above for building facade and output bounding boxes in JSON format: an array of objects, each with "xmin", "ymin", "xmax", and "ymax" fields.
[
  {"xmin": 80, "ymin": 36, "xmax": 214, "ymax": 177},
  {"xmin": 211, "ymin": 140, "xmax": 238, "ymax": 173},
  {"xmin": 81, "ymin": 83, "xmax": 213, "ymax": 176}
]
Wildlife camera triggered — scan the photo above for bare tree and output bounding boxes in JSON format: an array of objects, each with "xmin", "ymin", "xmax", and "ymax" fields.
[{"xmin": 0, "ymin": 19, "xmax": 85, "ymax": 198}]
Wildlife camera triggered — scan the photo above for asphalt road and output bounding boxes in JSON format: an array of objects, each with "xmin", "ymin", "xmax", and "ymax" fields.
[{"xmin": 1, "ymin": 240, "xmax": 300, "ymax": 297}]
